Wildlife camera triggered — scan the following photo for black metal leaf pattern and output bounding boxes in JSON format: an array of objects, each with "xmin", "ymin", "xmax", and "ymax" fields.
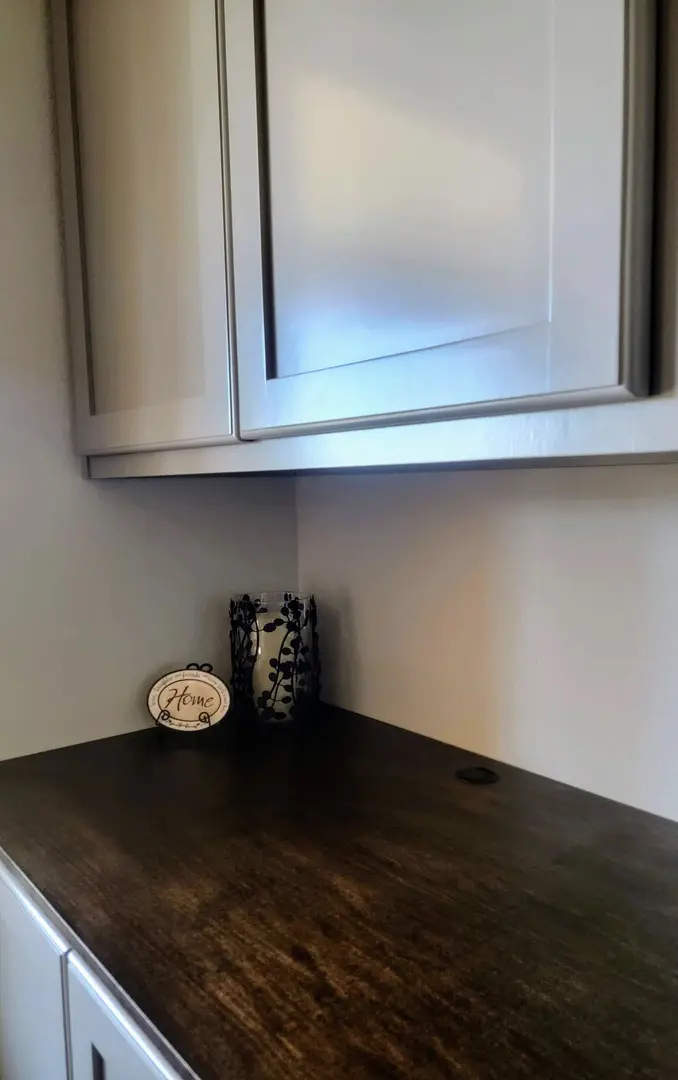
[{"xmin": 230, "ymin": 593, "xmax": 321, "ymax": 722}]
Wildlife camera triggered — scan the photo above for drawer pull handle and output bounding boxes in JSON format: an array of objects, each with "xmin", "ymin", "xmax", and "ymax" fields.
[{"xmin": 92, "ymin": 1045, "xmax": 105, "ymax": 1080}]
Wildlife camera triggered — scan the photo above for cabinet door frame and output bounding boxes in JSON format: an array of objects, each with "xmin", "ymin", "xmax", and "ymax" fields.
[
  {"xmin": 226, "ymin": 0, "xmax": 655, "ymax": 439},
  {"xmin": 51, "ymin": 0, "xmax": 240, "ymax": 455}
]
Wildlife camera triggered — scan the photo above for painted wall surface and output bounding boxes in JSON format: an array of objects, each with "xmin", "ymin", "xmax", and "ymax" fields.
[
  {"xmin": 298, "ymin": 467, "xmax": 678, "ymax": 820},
  {"xmin": 0, "ymin": 0, "xmax": 297, "ymax": 759}
]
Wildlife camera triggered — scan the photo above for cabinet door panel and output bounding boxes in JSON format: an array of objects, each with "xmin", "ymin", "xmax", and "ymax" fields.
[
  {"xmin": 53, "ymin": 0, "xmax": 236, "ymax": 454},
  {"xmin": 0, "ymin": 865, "xmax": 69, "ymax": 1080},
  {"xmin": 227, "ymin": 0, "xmax": 654, "ymax": 438},
  {"xmin": 267, "ymin": 0, "xmax": 551, "ymax": 380},
  {"xmin": 68, "ymin": 955, "xmax": 182, "ymax": 1080}
]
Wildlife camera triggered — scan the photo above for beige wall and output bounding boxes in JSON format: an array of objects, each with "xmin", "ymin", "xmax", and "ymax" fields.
[
  {"xmin": 0, "ymin": 0, "xmax": 297, "ymax": 759},
  {"xmin": 298, "ymin": 467, "xmax": 678, "ymax": 821}
]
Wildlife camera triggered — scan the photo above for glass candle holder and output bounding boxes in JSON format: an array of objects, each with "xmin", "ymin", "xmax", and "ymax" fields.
[{"xmin": 229, "ymin": 592, "xmax": 320, "ymax": 722}]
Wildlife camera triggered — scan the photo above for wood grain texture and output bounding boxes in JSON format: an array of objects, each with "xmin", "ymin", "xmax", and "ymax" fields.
[{"xmin": 0, "ymin": 709, "xmax": 675, "ymax": 1079}]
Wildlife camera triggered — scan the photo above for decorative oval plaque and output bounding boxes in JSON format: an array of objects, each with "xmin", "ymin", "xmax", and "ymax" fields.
[{"xmin": 147, "ymin": 664, "xmax": 230, "ymax": 732}]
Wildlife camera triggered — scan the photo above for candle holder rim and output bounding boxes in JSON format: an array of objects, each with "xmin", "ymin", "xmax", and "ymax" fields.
[{"xmin": 231, "ymin": 590, "xmax": 314, "ymax": 603}]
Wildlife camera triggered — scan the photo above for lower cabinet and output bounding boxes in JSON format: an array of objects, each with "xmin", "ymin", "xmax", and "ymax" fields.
[
  {"xmin": 0, "ymin": 864, "xmax": 69, "ymax": 1080},
  {"xmin": 68, "ymin": 954, "xmax": 183, "ymax": 1080},
  {"xmin": 0, "ymin": 862, "xmax": 185, "ymax": 1080}
]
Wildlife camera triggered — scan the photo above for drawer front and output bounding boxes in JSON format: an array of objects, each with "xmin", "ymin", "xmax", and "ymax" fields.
[{"xmin": 68, "ymin": 954, "xmax": 184, "ymax": 1080}]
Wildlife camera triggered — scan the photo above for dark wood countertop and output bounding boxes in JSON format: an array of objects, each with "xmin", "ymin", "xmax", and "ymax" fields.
[{"xmin": 0, "ymin": 708, "xmax": 675, "ymax": 1080}]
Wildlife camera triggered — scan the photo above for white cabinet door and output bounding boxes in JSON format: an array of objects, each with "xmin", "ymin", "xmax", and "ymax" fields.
[
  {"xmin": 227, "ymin": 0, "xmax": 655, "ymax": 439},
  {"xmin": 0, "ymin": 864, "xmax": 69, "ymax": 1080},
  {"xmin": 68, "ymin": 955, "xmax": 184, "ymax": 1080},
  {"xmin": 52, "ymin": 0, "xmax": 237, "ymax": 455}
]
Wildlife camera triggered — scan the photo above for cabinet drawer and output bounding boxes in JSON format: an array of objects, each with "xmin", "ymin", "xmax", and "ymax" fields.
[{"xmin": 67, "ymin": 954, "xmax": 184, "ymax": 1080}]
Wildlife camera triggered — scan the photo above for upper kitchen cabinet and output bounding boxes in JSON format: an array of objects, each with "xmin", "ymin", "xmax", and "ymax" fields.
[
  {"xmin": 228, "ymin": 0, "xmax": 656, "ymax": 440},
  {"xmin": 52, "ymin": 0, "xmax": 237, "ymax": 455}
]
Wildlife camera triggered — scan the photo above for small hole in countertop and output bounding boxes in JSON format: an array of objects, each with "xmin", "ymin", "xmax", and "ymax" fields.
[{"xmin": 455, "ymin": 766, "xmax": 500, "ymax": 785}]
